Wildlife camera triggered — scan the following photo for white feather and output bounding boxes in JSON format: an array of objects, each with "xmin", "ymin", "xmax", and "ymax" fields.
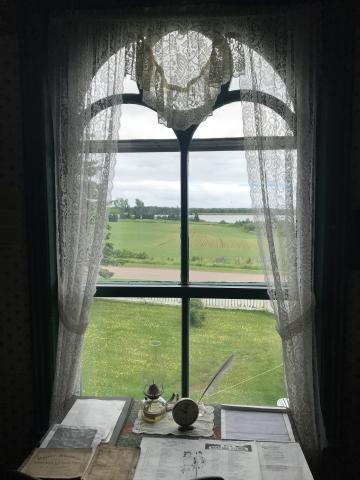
[{"xmin": 198, "ymin": 353, "xmax": 235, "ymax": 403}]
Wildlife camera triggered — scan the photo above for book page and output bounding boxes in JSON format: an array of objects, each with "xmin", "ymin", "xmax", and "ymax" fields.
[
  {"xmin": 84, "ymin": 446, "xmax": 140, "ymax": 480},
  {"xmin": 21, "ymin": 448, "xmax": 93, "ymax": 479}
]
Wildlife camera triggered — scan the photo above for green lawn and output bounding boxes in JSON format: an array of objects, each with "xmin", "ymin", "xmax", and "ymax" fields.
[
  {"xmin": 82, "ymin": 299, "xmax": 285, "ymax": 405},
  {"xmin": 107, "ymin": 219, "xmax": 262, "ymax": 272}
]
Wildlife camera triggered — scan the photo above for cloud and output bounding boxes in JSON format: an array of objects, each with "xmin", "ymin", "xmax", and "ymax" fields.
[
  {"xmin": 193, "ymin": 102, "xmax": 244, "ymax": 138},
  {"xmin": 112, "ymin": 179, "xmax": 180, "ymax": 206},
  {"xmin": 190, "ymin": 183, "xmax": 251, "ymax": 208},
  {"xmin": 111, "ymin": 150, "xmax": 251, "ymax": 207},
  {"xmin": 119, "ymin": 105, "xmax": 176, "ymax": 139},
  {"xmin": 108, "ymin": 99, "xmax": 252, "ymax": 207},
  {"xmin": 190, "ymin": 151, "xmax": 248, "ymax": 184}
]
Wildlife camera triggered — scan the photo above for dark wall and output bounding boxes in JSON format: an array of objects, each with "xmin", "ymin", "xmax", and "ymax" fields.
[
  {"xmin": 341, "ymin": 22, "xmax": 360, "ymax": 476},
  {"xmin": 0, "ymin": 9, "xmax": 36, "ymax": 471}
]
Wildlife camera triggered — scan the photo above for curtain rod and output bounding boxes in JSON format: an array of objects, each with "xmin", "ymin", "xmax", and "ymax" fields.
[{"xmin": 49, "ymin": 2, "xmax": 320, "ymax": 19}]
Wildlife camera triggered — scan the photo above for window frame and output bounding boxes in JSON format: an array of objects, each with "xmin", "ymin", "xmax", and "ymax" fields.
[{"xmin": 91, "ymin": 80, "xmax": 295, "ymax": 396}]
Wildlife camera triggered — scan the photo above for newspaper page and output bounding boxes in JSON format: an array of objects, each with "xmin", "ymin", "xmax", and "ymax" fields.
[
  {"xmin": 257, "ymin": 442, "xmax": 314, "ymax": 480},
  {"xmin": 133, "ymin": 438, "xmax": 261, "ymax": 480}
]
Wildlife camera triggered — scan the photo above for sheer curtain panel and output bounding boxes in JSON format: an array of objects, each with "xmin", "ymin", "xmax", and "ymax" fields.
[
  {"xmin": 239, "ymin": 14, "xmax": 325, "ymax": 460},
  {"xmin": 49, "ymin": 19, "xmax": 125, "ymax": 421}
]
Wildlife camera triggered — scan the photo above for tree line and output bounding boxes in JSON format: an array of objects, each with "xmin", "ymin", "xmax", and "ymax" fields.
[
  {"xmin": 109, "ymin": 198, "xmax": 181, "ymax": 220},
  {"xmin": 109, "ymin": 197, "xmax": 255, "ymax": 221}
]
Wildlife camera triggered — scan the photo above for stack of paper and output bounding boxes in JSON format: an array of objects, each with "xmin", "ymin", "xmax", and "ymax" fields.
[
  {"xmin": 221, "ymin": 407, "xmax": 295, "ymax": 442},
  {"xmin": 40, "ymin": 398, "xmax": 128, "ymax": 448},
  {"xmin": 61, "ymin": 399, "xmax": 126, "ymax": 442}
]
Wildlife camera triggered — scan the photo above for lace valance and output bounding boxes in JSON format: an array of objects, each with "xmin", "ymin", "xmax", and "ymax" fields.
[
  {"xmin": 56, "ymin": 15, "xmax": 291, "ymax": 130},
  {"xmin": 123, "ymin": 21, "xmax": 245, "ymax": 129}
]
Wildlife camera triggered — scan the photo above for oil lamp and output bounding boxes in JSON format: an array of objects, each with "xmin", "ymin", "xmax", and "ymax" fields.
[{"xmin": 142, "ymin": 340, "xmax": 167, "ymax": 423}]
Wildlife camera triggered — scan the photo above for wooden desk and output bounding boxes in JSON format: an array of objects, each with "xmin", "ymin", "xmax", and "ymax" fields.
[{"xmin": 18, "ymin": 400, "xmax": 311, "ymax": 480}]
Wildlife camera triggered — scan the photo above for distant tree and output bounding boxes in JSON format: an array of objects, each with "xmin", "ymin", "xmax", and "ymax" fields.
[
  {"xmin": 84, "ymin": 158, "xmax": 103, "ymax": 215},
  {"xmin": 193, "ymin": 212, "xmax": 200, "ymax": 222},
  {"xmin": 134, "ymin": 198, "xmax": 145, "ymax": 218},
  {"xmin": 168, "ymin": 205, "xmax": 180, "ymax": 220},
  {"xmin": 99, "ymin": 268, "xmax": 114, "ymax": 279},
  {"xmin": 114, "ymin": 198, "xmax": 130, "ymax": 217},
  {"xmin": 190, "ymin": 299, "xmax": 206, "ymax": 327},
  {"xmin": 243, "ymin": 220, "xmax": 256, "ymax": 232},
  {"xmin": 105, "ymin": 223, "xmax": 111, "ymax": 241},
  {"xmin": 101, "ymin": 224, "xmax": 116, "ymax": 265},
  {"xmin": 108, "ymin": 213, "xmax": 118, "ymax": 222}
]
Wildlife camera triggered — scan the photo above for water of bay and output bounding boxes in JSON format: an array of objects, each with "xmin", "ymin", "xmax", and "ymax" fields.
[{"xmin": 191, "ymin": 214, "xmax": 254, "ymax": 223}]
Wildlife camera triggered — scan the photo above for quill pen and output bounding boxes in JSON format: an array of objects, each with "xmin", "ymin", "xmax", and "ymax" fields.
[{"xmin": 198, "ymin": 353, "xmax": 235, "ymax": 403}]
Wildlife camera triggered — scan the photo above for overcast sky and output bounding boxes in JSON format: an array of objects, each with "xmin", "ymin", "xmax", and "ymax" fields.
[
  {"xmin": 110, "ymin": 81, "xmax": 251, "ymax": 208},
  {"xmin": 113, "ymin": 150, "xmax": 251, "ymax": 208}
]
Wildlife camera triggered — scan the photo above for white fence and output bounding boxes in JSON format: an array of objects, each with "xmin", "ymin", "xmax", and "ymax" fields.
[{"xmin": 105, "ymin": 297, "xmax": 273, "ymax": 312}]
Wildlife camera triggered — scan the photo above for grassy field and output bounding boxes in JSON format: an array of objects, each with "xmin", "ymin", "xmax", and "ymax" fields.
[
  {"xmin": 107, "ymin": 219, "xmax": 262, "ymax": 272},
  {"xmin": 82, "ymin": 299, "xmax": 285, "ymax": 405}
]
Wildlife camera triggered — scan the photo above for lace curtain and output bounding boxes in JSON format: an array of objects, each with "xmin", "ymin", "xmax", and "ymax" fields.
[
  {"xmin": 49, "ymin": 12, "xmax": 325, "ymax": 458},
  {"xmin": 238, "ymin": 15, "xmax": 325, "ymax": 460}
]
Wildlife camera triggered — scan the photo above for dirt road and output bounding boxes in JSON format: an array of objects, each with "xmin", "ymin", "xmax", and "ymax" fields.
[{"xmin": 107, "ymin": 266, "xmax": 265, "ymax": 283}]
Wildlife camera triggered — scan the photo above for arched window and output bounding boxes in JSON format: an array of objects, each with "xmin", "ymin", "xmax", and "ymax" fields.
[{"xmin": 81, "ymin": 37, "xmax": 295, "ymax": 405}]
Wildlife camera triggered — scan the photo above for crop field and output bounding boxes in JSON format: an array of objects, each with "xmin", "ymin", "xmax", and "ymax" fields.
[
  {"xmin": 106, "ymin": 219, "xmax": 262, "ymax": 272},
  {"xmin": 82, "ymin": 299, "xmax": 285, "ymax": 405}
]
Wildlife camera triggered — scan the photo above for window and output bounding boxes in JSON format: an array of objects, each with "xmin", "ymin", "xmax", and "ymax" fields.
[
  {"xmin": 82, "ymin": 69, "xmax": 293, "ymax": 405},
  {"xmin": 23, "ymin": 7, "xmax": 343, "ymax": 454}
]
